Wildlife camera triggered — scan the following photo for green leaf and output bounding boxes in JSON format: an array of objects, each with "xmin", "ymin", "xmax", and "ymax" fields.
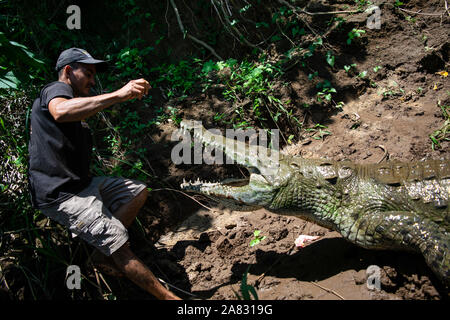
[
  {"xmin": 202, "ymin": 60, "xmax": 218, "ymax": 74},
  {"xmin": 326, "ymin": 51, "xmax": 335, "ymax": 67},
  {"xmin": 239, "ymin": 266, "xmax": 259, "ymax": 300},
  {"xmin": 313, "ymin": 37, "xmax": 323, "ymax": 46},
  {"xmin": 0, "ymin": 32, "xmax": 45, "ymax": 68},
  {"xmin": 0, "ymin": 70, "xmax": 20, "ymax": 89}
]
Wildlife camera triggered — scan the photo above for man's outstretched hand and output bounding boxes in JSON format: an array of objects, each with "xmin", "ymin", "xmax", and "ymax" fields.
[
  {"xmin": 48, "ymin": 78, "xmax": 151, "ymax": 123},
  {"xmin": 115, "ymin": 78, "xmax": 150, "ymax": 102}
]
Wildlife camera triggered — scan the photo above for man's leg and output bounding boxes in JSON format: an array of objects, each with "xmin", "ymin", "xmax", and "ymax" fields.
[
  {"xmin": 99, "ymin": 184, "xmax": 181, "ymax": 299},
  {"xmin": 113, "ymin": 187, "xmax": 148, "ymax": 228},
  {"xmin": 111, "ymin": 242, "xmax": 181, "ymax": 300},
  {"xmin": 91, "ymin": 187, "xmax": 148, "ymax": 276}
]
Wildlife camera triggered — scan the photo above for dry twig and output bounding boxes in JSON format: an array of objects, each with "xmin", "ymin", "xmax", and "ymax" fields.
[
  {"xmin": 376, "ymin": 145, "xmax": 389, "ymax": 164},
  {"xmin": 310, "ymin": 281, "xmax": 345, "ymax": 300},
  {"xmin": 169, "ymin": 0, "xmax": 223, "ymax": 60},
  {"xmin": 151, "ymin": 187, "xmax": 216, "ymax": 212}
]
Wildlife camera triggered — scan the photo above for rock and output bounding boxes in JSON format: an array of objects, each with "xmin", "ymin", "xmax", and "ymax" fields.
[
  {"xmin": 225, "ymin": 223, "xmax": 237, "ymax": 230},
  {"xmin": 215, "ymin": 236, "xmax": 233, "ymax": 257}
]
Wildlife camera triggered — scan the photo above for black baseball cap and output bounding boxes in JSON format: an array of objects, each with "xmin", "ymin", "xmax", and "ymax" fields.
[{"xmin": 55, "ymin": 48, "xmax": 108, "ymax": 72}]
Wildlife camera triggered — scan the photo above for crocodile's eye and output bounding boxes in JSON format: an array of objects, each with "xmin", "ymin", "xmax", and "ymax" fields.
[
  {"xmin": 247, "ymin": 167, "xmax": 261, "ymax": 174},
  {"xmin": 290, "ymin": 162, "xmax": 300, "ymax": 169}
]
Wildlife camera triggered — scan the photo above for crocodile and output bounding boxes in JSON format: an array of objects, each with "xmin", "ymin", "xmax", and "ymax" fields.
[{"xmin": 178, "ymin": 120, "xmax": 450, "ymax": 287}]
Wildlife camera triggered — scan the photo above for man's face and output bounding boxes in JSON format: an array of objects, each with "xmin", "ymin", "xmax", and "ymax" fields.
[{"xmin": 68, "ymin": 63, "xmax": 97, "ymax": 97}]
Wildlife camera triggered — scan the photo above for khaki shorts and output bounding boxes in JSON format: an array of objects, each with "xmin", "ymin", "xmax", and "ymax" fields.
[{"xmin": 41, "ymin": 177, "xmax": 147, "ymax": 256}]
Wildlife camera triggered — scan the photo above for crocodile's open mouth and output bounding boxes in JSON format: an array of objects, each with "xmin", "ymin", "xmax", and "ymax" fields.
[
  {"xmin": 180, "ymin": 170, "xmax": 275, "ymax": 209},
  {"xmin": 221, "ymin": 165, "xmax": 264, "ymax": 187},
  {"xmin": 181, "ymin": 169, "xmax": 263, "ymax": 190},
  {"xmin": 178, "ymin": 120, "xmax": 280, "ymax": 206},
  {"xmin": 181, "ymin": 176, "xmax": 249, "ymax": 190},
  {"xmin": 221, "ymin": 177, "xmax": 250, "ymax": 187}
]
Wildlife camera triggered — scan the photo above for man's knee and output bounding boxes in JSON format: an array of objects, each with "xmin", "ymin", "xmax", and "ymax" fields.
[
  {"xmin": 137, "ymin": 187, "xmax": 148, "ymax": 202},
  {"xmin": 111, "ymin": 242, "xmax": 133, "ymax": 264}
]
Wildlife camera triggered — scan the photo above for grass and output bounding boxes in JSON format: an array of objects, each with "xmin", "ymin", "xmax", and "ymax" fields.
[
  {"xmin": 430, "ymin": 102, "xmax": 450, "ymax": 150},
  {"xmin": 233, "ymin": 266, "xmax": 259, "ymax": 300}
]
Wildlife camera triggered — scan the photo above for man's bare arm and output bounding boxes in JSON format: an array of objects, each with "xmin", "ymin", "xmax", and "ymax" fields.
[{"xmin": 49, "ymin": 78, "xmax": 150, "ymax": 122}]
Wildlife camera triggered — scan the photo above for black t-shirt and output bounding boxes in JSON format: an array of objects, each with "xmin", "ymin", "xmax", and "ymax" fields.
[{"xmin": 28, "ymin": 81, "xmax": 92, "ymax": 208}]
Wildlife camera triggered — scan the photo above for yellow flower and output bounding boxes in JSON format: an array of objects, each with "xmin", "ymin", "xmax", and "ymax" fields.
[{"xmin": 436, "ymin": 71, "xmax": 448, "ymax": 77}]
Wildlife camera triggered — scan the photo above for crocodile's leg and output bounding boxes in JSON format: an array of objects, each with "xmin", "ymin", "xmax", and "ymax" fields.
[{"xmin": 340, "ymin": 210, "xmax": 450, "ymax": 286}]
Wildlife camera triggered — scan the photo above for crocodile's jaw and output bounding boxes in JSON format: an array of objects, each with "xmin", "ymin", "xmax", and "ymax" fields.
[
  {"xmin": 180, "ymin": 173, "xmax": 277, "ymax": 209},
  {"xmin": 179, "ymin": 120, "xmax": 288, "ymax": 208}
]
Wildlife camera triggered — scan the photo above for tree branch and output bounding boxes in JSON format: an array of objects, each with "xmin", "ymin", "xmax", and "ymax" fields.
[
  {"xmin": 277, "ymin": 0, "xmax": 359, "ymax": 16},
  {"xmin": 169, "ymin": 0, "xmax": 223, "ymax": 60},
  {"xmin": 211, "ymin": 0, "xmax": 263, "ymax": 52}
]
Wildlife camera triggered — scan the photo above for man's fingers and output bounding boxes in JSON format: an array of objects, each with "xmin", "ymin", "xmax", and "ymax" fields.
[
  {"xmin": 129, "ymin": 83, "xmax": 146, "ymax": 98},
  {"xmin": 133, "ymin": 78, "xmax": 150, "ymax": 94},
  {"xmin": 130, "ymin": 89, "xmax": 143, "ymax": 100},
  {"xmin": 120, "ymin": 79, "xmax": 150, "ymax": 101}
]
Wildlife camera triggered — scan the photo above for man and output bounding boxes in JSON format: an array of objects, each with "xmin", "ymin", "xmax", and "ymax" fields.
[{"xmin": 28, "ymin": 48, "xmax": 180, "ymax": 300}]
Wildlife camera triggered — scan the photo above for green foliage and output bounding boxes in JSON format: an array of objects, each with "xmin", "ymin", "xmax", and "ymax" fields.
[
  {"xmin": 219, "ymin": 59, "xmax": 275, "ymax": 98},
  {"xmin": 92, "ymin": 104, "xmax": 158, "ymax": 181},
  {"xmin": 151, "ymin": 58, "xmax": 203, "ymax": 98},
  {"xmin": 305, "ymin": 123, "xmax": 332, "ymax": 141},
  {"xmin": 200, "ymin": 57, "xmax": 303, "ymax": 134},
  {"xmin": 0, "ymin": 32, "xmax": 46, "ymax": 90},
  {"xmin": 316, "ymin": 80, "xmax": 337, "ymax": 103},
  {"xmin": 430, "ymin": 102, "xmax": 450, "ymax": 150},
  {"xmin": 347, "ymin": 28, "xmax": 366, "ymax": 45},
  {"xmin": 304, "ymin": 37, "xmax": 323, "ymax": 59},
  {"xmin": 358, "ymin": 70, "xmax": 368, "ymax": 78},
  {"xmin": 233, "ymin": 266, "xmax": 259, "ymax": 300},
  {"xmin": 249, "ymin": 230, "xmax": 266, "ymax": 247},
  {"xmin": 325, "ymin": 50, "xmax": 335, "ymax": 68},
  {"xmin": 114, "ymin": 45, "xmax": 154, "ymax": 79},
  {"xmin": 0, "ymin": 93, "xmax": 30, "ymax": 197},
  {"xmin": 354, "ymin": 0, "xmax": 372, "ymax": 10},
  {"xmin": 344, "ymin": 63, "xmax": 357, "ymax": 73},
  {"xmin": 373, "ymin": 65, "xmax": 382, "ymax": 72}
]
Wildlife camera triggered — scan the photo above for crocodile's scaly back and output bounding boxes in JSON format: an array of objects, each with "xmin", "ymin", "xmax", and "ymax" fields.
[
  {"xmin": 366, "ymin": 160, "xmax": 449, "ymax": 209},
  {"xmin": 284, "ymin": 158, "xmax": 449, "ymax": 227}
]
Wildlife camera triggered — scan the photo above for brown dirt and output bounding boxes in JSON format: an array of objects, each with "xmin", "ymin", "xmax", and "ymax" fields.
[{"xmin": 108, "ymin": 0, "xmax": 449, "ymax": 300}]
